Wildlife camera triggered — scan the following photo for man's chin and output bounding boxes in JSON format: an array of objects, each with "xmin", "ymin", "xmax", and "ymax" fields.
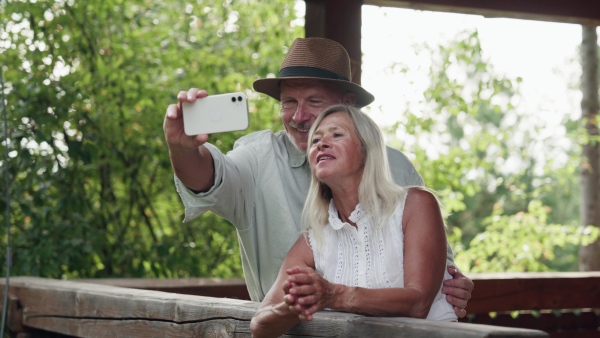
[{"xmin": 286, "ymin": 133, "xmax": 308, "ymax": 152}]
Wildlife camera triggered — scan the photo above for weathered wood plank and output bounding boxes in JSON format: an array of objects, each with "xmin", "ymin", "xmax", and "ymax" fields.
[
  {"xmin": 466, "ymin": 272, "xmax": 600, "ymax": 313},
  {"xmin": 0, "ymin": 277, "xmax": 548, "ymax": 337},
  {"xmin": 76, "ymin": 277, "xmax": 247, "ymax": 288},
  {"xmin": 21, "ymin": 318, "xmax": 249, "ymax": 338},
  {"xmin": 78, "ymin": 272, "xmax": 600, "ymax": 315},
  {"xmin": 76, "ymin": 277, "xmax": 251, "ymax": 299},
  {"xmin": 343, "ymin": 317, "xmax": 549, "ymax": 338}
]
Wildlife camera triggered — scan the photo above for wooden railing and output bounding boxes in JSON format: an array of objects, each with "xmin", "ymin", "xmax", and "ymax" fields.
[
  {"xmin": 459, "ymin": 272, "xmax": 600, "ymax": 338},
  {"xmin": 82, "ymin": 272, "xmax": 600, "ymax": 338},
  {"xmin": 0, "ymin": 276, "xmax": 548, "ymax": 337}
]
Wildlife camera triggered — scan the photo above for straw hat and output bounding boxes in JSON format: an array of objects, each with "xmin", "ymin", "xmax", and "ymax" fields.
[{"xmin": 253, "ymin": 37, "xmax": 375, "ymax": 108}]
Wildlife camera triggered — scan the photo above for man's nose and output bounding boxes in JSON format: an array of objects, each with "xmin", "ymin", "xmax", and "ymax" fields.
[{"xmin": 292, "ymin": 103, "xmax": 311, "ymax": 122}]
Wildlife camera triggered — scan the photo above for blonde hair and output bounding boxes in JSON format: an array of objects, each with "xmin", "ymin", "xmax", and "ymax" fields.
[{"xmin": 301, "ymin": 105, "xmax": 407, "ymax": 250}]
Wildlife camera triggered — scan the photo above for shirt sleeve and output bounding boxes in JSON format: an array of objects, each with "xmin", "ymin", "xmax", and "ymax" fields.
[
  {"xmin": 174, "ymin": 141, "xmax": 258, "ymax": 228},
  {"xmin": 174, "ymin": 143, "xmax": 224, "ymax": 222},
  {"xmin": 386, "ymin": 147, "xmax": 424, "ymax": 187}
]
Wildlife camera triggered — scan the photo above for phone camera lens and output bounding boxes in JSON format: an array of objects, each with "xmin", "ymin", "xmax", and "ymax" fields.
[
  {"xmin": 237, "ymin": 96, "xmax": 243, "ymax": 101},
  {"xmin": 231, "ymin": 97, "xmax": 236, "ymax": 102}
]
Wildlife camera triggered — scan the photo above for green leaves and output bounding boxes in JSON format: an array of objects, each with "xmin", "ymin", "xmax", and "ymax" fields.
[
  {"xmin": 0, "ymin": 0, "xmax": 300, "ymax": 279},
  {"xmin": 388, "ymin": 28, "xmax": 587, "ymax": 272},
  {"xmin": 455, "ymin": 201, "xmax": 599, "ymax": 273}
]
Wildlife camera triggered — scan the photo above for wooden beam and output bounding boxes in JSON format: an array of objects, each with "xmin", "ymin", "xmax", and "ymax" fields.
[
  {"xmin": 304, "ymin": 0, "xmax": 364, "ymax": 85},
  {"xmin": 466, "ymin": 272, "xmax": 600, "ymax": 313},
  {"xmin": 304, "ymin": 0, "xmax": 326, "ymax": 38},
  {"xmin": 0, "ymin": 277, "xmax": 547, "ymax": 337},
  {"xmin": 364, "ymin": 0, "xmax": 600, "ymax": 26},
  {"xmin": 80, "ymin": 272, "xmax": 600, "ymax": 314},
  {"xmin": 303, "ymin": 0, "xmax": 600, "ymax": 95},
  {"xmin": 76, "ymin": 277, "xmax": 251, "ymax": 300}
]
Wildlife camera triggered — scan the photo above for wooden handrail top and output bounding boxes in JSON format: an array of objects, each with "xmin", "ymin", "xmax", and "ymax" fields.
[
  {"xmin": 77, "ymin": 271, "xmax": 600, "ymax": 314},
  {"xmin": 76, "ymin": 277, "xmax": 247, "ymax": 288},
  {"xmin": 468, "ymin": 271, "xmax": 600, "ymax": 279},
  {"xmin": 1, "ymin": 276, "xmax": 548, "ymax": 337}
]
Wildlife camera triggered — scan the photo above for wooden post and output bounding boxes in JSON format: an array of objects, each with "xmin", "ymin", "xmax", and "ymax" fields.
[
  {"xmin": 579, "ymin": 25, "xmax": 600, "ymax": 271},
  {"xmin": 304, "ymin": 0, "xmax": 364, "ymax": 84}
]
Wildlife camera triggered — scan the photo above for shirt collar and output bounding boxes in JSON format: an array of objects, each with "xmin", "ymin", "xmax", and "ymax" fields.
[{"xmin": 328, "ymin": 199, "xmax": 366, "ymax": 230}]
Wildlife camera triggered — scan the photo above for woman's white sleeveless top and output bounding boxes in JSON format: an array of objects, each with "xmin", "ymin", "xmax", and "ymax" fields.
[{"xmin": 308, "ymin": 197, "xmax": 457, "ymax": 321}]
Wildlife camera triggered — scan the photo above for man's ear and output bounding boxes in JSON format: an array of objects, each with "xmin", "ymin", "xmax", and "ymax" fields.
[{"xmin": 342, "ymin": 92, "xmax": 357, "ymax": 106}]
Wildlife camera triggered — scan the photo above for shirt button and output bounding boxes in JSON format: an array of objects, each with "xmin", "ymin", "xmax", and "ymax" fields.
[{"xmin": 359, "ymin": 271, "xmax": 364, "ymax": 276}]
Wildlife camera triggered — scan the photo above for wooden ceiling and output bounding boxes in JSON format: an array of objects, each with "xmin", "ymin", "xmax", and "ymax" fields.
[
  {"xmin": 365, "ymin": 0, "xmax": 600, "ymax": 26},
  {"xmin": 304, "ymin": 0, "xmax": 600, "ymax": 84}
]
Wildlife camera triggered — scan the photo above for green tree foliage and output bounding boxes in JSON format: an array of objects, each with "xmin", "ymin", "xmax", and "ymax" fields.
[
  {"xmin": 3, "ymin": 0, "xmax": 596, "ymax": 279},
  {"xmin": 0, "ymin": 0, "xmax": 301, "ymax": 278},
  {"xmin": 385, "ymin": 30, "xmax": 598, "ymax": 272},
  {"xmin": 455, "ymin": 200, "xmax": 599, "ymax": 273}
]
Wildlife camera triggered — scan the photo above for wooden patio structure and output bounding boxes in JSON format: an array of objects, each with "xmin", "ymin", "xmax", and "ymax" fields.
[
  {"xmin": 300, "ymin": 2, "xmax": 600, "ymax": 336},
  {"xmin": 2, "ymin": 1, "xmax": 600, "ymax": 337},
  {"xmin": 304, "ymin": 0, "xmax": 600, "ymax": 85}
]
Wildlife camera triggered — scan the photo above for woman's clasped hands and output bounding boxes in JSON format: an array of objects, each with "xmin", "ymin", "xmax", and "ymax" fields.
[{"xmin": 282, "ymin": 266, "xmax": 338, "ymax": 321}]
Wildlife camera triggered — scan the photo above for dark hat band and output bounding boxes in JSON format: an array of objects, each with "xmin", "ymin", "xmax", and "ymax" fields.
[{"xmin": 278, "ymin": 66, "xmax": 349, "ymax": 82}]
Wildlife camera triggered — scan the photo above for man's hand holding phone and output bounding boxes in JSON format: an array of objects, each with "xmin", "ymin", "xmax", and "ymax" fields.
[
  {"xmin": 166, "ymin": 88, "xmax": 246, "ymax": 193},
  {"xmin": 164, "ymin": 89, "xmax": 249, "ymax": 150},
  {"xmin": 181, "ymin": 91, "xmax": 249, "ymax": 136},
  {"xmin": 164, "ymin": 88, "xmax": 211, "ymax": 151}
]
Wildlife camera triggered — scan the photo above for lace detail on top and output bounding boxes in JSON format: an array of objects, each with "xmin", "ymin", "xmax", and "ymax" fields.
[
  {"xmin": 363, "ymin": 223, "xmax": 372, "ymax": 288},
  {"xmin": 328, "ymin": 200, "xmax": 369, "ymax": 230},
  {"xmin": 309, "ymin": 191, "xmax": 457, "ymax": 321},
  {"xmin": 389, "ymin": 194, "xmax": 407, "ymax": 288},
  {"xmin": 324, "ymin": 200, "xmax": 376, "ymax": 287},
  {"xmin": 378, "ymin": 231, "xmax": 392, "ymax": 289},
  {"xmin": 328, "ymin": 201, "xmax": 345, "ymax": 230},
  {"xmin": 349, "ymin": 202, "xmax": 368, "ymax": 224},
  {"xmin": 307, "ymin": 231, "xmax": 321, "ymax": 276}
]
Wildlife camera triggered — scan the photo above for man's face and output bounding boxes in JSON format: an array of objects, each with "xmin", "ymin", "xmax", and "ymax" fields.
[{"xmin": 279, "ymin": 80, "xmax": 349, "ymax": 152}]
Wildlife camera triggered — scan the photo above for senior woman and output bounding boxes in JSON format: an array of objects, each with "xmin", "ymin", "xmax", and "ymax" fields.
[{"xmin": 250, "ymin": 105, "xmax": 457, "ymax": 337}]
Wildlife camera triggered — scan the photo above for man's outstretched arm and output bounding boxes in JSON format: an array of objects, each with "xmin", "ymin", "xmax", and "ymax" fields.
[{"xmin": 164, "ymin": 88, "xmax": 215, "ymax": 192}]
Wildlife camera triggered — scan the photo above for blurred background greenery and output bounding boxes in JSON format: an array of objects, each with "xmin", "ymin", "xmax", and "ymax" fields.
[{"xmin": 0, "ymin": 0, "xmax": 597, "ymax": 280}]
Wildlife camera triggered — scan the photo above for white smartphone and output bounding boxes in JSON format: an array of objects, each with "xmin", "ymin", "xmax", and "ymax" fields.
[{"xmin": 182, "ymin": 92, "xmax": 249, "ymax": 135}]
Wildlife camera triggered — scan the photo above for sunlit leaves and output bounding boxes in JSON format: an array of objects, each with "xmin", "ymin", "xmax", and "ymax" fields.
[
  {"xmin": 0, "ymin": 0, "xmax": 301, "ymax": 278},
  {"xmin": 455, "ymin": 200, "xmax": 599, "ymax": 273},
  {"xmin": 388, "ymin": 29, "xmax": 585, "ymax": 271}
]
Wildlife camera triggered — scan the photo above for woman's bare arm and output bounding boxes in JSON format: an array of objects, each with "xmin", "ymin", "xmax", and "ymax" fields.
[{"xmin": 250, "ymin": 236, "xmax": 315, "ymax": 338}]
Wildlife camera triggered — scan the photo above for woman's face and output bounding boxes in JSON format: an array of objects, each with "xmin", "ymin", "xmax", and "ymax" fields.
[{"xmin": 308, "ymin": 112, "xmax": 364, "ymax": 188}]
